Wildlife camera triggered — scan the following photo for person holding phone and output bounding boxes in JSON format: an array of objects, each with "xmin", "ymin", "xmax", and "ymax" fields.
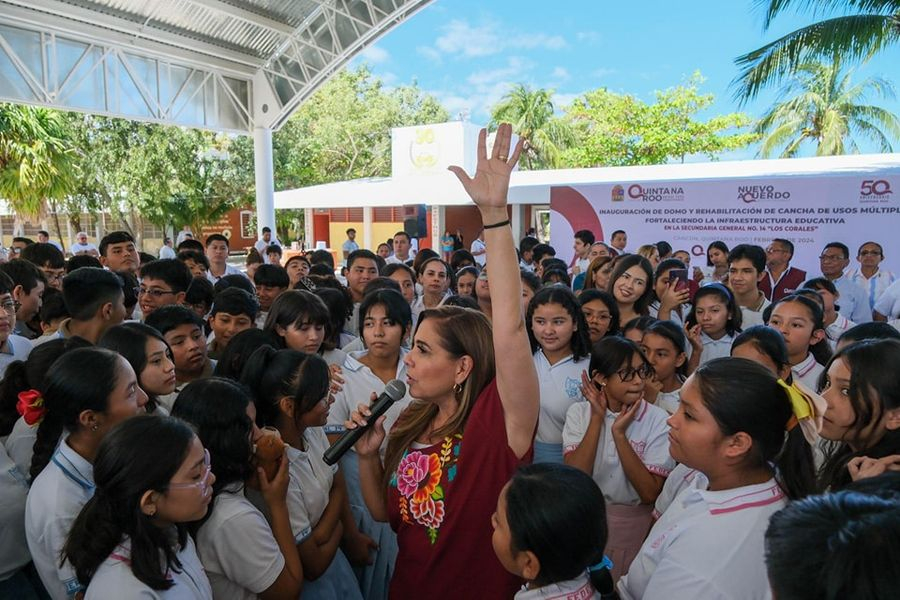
[
  {"xmin": 649, "ymin": 259, "xmax": 691, "ymax": 326},
  {"xmin": 727, "ymin": 245, "xmax": 771, "ymax": 328}
]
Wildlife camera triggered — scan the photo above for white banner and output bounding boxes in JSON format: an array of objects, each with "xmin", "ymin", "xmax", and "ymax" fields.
[{"xmin": 550, "ymin": 173, "xmax": 900, "ymax": 276}]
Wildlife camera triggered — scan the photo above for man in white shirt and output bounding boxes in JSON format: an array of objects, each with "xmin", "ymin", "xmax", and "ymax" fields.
[
  {"xmin": 819, "ymin": 242, "xmax": 872, "ymax": 323},
  {"xmin": 342, "ymin": 228, "xmax": 359, "ymax": 262},
  {"xmin": 36, "ymin": 231, "xmax": 62, "ymax": 252},
  {"xmin": 470, "ymin": 229, "xmax": 487, "ymax": 267},
  {"xmin": 610, "ymin": 229, "xmax": 628, "ymax": 254},
  {"xmin": 158, "ymin": 237, "xmax": 176, "ymax": 259},
  {"xmin": 69, "ymin": 232, "xmax": 99, "ymax": 257},
  {"xmin": 253, "ymin": 227, "xmax": 281, "ymax": 257},
  {"xmin": 847, "ymin": 241, "xmax": 895, "ymax": 310},
  {"xmin": 571, "ymin": 229, "xmax": 595, "ymax": 276},
  {"xmin": 727, "ymin": 244, "xmax": 771, "ymax": 328},
  {"xmin": 874, "ymin": 278, "xmax": 900, "ymax": 320},
  {"xmin": 385, "ymin": 231, "xmax": 413, "ymax": 265},
  {"xmin": 205, "ymin": 234, "xmax": 246, "ymax": 284}
]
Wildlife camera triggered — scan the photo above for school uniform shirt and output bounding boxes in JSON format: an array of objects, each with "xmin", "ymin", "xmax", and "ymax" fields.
[
  {"xmin": 792, "ymin": 353, "xmax": 825, "ymax": 393},
  {"xmin": 411, "ymin": 292, "xmax": 452, "ymax": 323},
  {"xmin": 648, "ymin": 301, "xmax": 687, "ymax": 327},
  {"xmin": 758, "ymin": 266, "xmax": 806, "ymax": 302},
  {"xmin": 25, "ymin": 438, "xmax": 95, "ymax": 600},
  {"xmin": 4, "ymin": 416, "xmax": 38, "ymax": 484},
  {"xmin": 652, "ymin": 463, "xmax": 708, "ymax": 519},
  {"xmin": 85, "ymin": 535, "xmax": 212, "ymax": 600},
  {"xmin": 470, "ymin": 238, "xmax": 487, "ymax": 267},
  {"xmin": 158, "ymin": 245, "xmax": 176, "ymax": 259},
  {"xmin": 0, "ymin": 444, "xmax": 30, "ymax": 582},
  {"xmin": 618, "ymin": 478, "xmax": 786, "ymax": 600},
  {"xmin": 874, "ymin": 278, "xmax": 900, "ymax": 319},
  {"xmin": 832, "ymin": 274, "xmax": 873, "ymax": 324},
  {"xmin": 848, "ymin": 268, "xmax": 896, "ymax": 310},
  {"xmin": 534, "ymin": 351, "xmax": 589, "ymax": 445},
  {"xmin": 654, "ymin": 384, "xmax": 684, "ymax": 416},
  {"xmin": 0, "ymin": 334, "xmax": 32, "ymax": 379},
  {"xmin": 196, "ymin": 484, "xmax": 284, "ymax": 600},
  {"xmin": 32, "ymin": 317, "xmax": 77, "ymax": 348},
  {"xmin": 205, "ymin": 264, "xmax": 246, "ymax": 285},
  {"xmin": 514, "ymin": 572, "xmax": 599, "ymax": 599},
  {"xmin": 285, "ymin": 428, "xmax": 336, "ymax": 543},
  {"xmin": 519, "ymin": 259, "xmax": 535, "ymax": 272},
  {"xmin": 825, "ymin": 314, "xmax": 854, "ymax": 350},
  {"xmin": 739, "ymin": 294, "xmax": 771, "ymax": 329},
  {"xmin": 697, "ymin": 332, "xmax": 735, "ymax": 366},
  {"xmin": 384, "ymin": 254, "xmax": 412, "ymax": 266},
  {"xmin": 562, "ymin": 400, "xmax": 674, "ymax": 505}
]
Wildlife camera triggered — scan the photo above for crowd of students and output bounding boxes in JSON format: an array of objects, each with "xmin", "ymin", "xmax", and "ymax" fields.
[{"xmin": 1, "ymin": 124, "xmax": 898, "ymax": 600}]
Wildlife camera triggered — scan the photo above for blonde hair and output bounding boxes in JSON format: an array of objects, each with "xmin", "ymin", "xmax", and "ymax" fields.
[
  {"xmin": 383, "ymin": 306, "xmax": 495, "ymax": 483},
  {"xmin": 636, "ymin": 244, "xmax": 658, "ymax": 261}
]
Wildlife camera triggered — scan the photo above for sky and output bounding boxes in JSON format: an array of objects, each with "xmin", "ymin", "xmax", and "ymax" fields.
[{"xmin": 348, "ymin": 0, "xmax": 900, "ymax": 160}]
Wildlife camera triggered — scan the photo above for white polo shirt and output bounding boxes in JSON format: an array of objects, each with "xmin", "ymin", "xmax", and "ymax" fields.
[
  {"xmin": 825, "ymin": 314, "xmax": 854, "ymax": 350},
  {"xmin": 205, "ymin": 264, "xmax": 247, "ymax": 284},
  {"xmin": 514, "ymin": 572, "xmax": 596, "ymax": 600},
  {"xmin": 284, "ymin": 428, "xmax": 336, "ymax": 543},
  {"xmin": 0, "ymin": 444, "xmax": 30, "ymax": 581},
  {"xmin": 4, "ymin": 416, "xmax": 38, "ymax": 479},
  {"xmin": 698, "ymin": 332, "xmax": 735, "ymax": 366},
  {"xmin": 0, "ymin": 334, "xmax": 32, "ymax": 379},
  {"xmin": 654, "ymin": 385, "xmax": 683, "ymax": 416},
  {"xmin": 196, "ymin": 484, "xmax": 285, "ymax": 600},
  {"xmin": 534, "ymin": 351, "xmax": 589, "ymax": 445},
  {"xmin": 25, "ymin": 438, "xmax": 95, "ymax": 600},
  {"xmin": 562, "ymin": 400, "xmax": 674, "ymax": 505},
  {"xmin": 85, "ymin": 536, "xmax": 212, "ymax": 600},
  {"xmin": 739, "ymin": 295, "xmax": 771, "ymax": 330},
  {"xmin": 411, "ymin": 291, "xmax": 451, "ymax": 323},
  {"xmin": 848, "ymin": 267, "xmax": 896, "ymax": 309},
  {"xmin": 326, "ymin": 350, "xmax": 413, "ymax": 455},
  {"xmin": 652, "ymin": 463, "xmax": 708, "ymax": 519},
  {"xmin": 874, "ymin": 279, "xmax": 900, "ymax": 319},
  {"xmin": 792, "ymin": 353, "xmax": 824, "ymax": 392},
  {"xmin": 618, "ymin": 478, "xmax": 786, "ymax": 600}
]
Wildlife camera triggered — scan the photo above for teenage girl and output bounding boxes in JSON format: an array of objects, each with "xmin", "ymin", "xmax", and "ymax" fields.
[
  {"xmin": 817, "ymin": 338, "xmax": 900, "ymax": 491},
  {"xmin": 618, "ymin": 357, "xmax": 816, "ymax": 599},
  {"xmin": 241, "ymin": 347, "xmax": 368, "ymax": 599},
  {"xmin": 695, "ymin": 241, "xmax": 728, "ymax": 285},
  {"xmin": 640, "ymin": 321, "xmax": 688, "ymax": 416},
  {"xmin": 98, "ymin": 323, "xmax": 176, "ymax": 414},
  {"xmin": 62, "ymin": 416, "xmax": 213, "ymax": 599},
  {"xmin": 492, "ymin": 463, "xmax": 613, "ymax": 599},
  {"xmin": 563, "ymin": 336, "xmax": 673, "ymax": 581},
  {"xmin": 766, "ymin": 294, "xmax": 831, "ymax": 391},
  {"xmin": 264, "ymin": 290, "xmax": 347, "ymax": 367},
  {"xmin": 25, "ymin": 348, "xmax": 148, "ymax": 599},
  {"xmin": 578, "ymin": 290, "xmax": 620, "ymax": 344},
  {"xmin": 172, "ymin": 377, "xmax": 304, "ymax": 599},
  {"xmin": 622, "ymin": 316, "xmax": 658, "ymax": 345},
  {"xmin": 684, "ymin": 283, "xmax": 742, "ymax": 370},
  {"xmin": 802, "ymin": 278, "xmax": 855, "ymax": 349},
  {"xmin": 648, "ymin": 259, "xmax": 691, "ymax": 325},
  {"xmin": 526, "ymin": 286, "xmax": 592, "ymax": 464},
  {"xmin": 607, "ymin": 255, "xmax": 654, "ymax": 326},
  {"xmin": 454, "ymin": 266, "xmax": 478, "ymax": 298}
]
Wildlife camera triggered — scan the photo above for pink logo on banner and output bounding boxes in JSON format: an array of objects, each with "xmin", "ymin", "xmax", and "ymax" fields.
[{"xmin": 551, "ymin": 186, "xmax": 604, "ymax": 243}]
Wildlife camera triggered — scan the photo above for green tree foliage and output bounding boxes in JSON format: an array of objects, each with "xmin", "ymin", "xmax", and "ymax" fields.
[
  {"xmin": 733, "ymin": 0, "xmax": 900, "ymax": 102},
  {"xmin": 756, "ymin": 57, "xmax": 900, "ymax": 157},
  {"xmin": 560, "ymin": 73, "xmax": 758, "ymax": 167},
  {"xmin": 489, "ymin": 84, "xmax": 573, "ymax": 169}
]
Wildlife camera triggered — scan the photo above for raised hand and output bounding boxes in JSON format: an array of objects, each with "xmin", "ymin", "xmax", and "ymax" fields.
[{"xmin": 447, "ymin": 123, "xmax": 524, "ymax": 216}]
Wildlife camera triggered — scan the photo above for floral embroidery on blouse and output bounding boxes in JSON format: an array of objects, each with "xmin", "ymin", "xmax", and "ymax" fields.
[{"xmin": 391, "ymin": 433, "xmax": 462, "ymax": 544}]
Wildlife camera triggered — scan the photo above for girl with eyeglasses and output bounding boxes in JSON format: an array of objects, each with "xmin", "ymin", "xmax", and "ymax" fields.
[
  {"xmin": 62, "ymin": 415, "xmax": 214, "ymax": 599},
  {"xmin": 563, "ymin": 336, "xmax": 674, "ymax": 581}
]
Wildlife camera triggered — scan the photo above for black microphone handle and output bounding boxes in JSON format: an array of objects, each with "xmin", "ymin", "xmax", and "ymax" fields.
[{"xmin": 323, "ymin": 393, "xmax": 396, "ymax": 465}]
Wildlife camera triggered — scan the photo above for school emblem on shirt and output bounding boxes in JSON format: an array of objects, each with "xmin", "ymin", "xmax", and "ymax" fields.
[{"xmin": 565, "ymin": 377, "xmax": 581, "ymax": 398}]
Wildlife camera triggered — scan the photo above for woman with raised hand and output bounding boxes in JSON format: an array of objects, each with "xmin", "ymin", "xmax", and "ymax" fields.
[{"xmin": 346, "ymin": 124, "xmax": 540, "ymax": 598}]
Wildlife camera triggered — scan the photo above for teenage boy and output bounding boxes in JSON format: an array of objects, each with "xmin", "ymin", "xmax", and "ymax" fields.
[
  {"xmin": 0, "ymin": 272, "xmax": 32, "ymax": 377},
  {"xmin": 571, "ymin": 229, "xmax": 596, "ymax": 276},
  {"xmin": 206, "ymin": 287, "xmax": 258, "ymax": 360},
  {"xmin": 21, "ymin": 243, "xmax": 66, "ymax": 291},
  {"xmin": 205, "ymin": 234, "xmax": 244, "ymax": 283},
  {"xmin": 35, "ymin": 267, "xmax": 126, "ymax": 345},
  {"xmin": 177, "ymin": 250, "xmax": 210, "ymax": 279},
  {"xmin": 819, "ymin": 242, "xmax": 872, "ymax": 324},
  {"xmin": 145, "ymin": 305, "xmax": 216, "ymax": 411},
  {"xmin": 386, "ymin": 231, "xmax": 413, "ymax": 265},
  {"xmin": 253, "ymin": 264, "xmax": 290, "ymax": 327},
  {"xmin": 99, "ymin": 231, "xmax": 140, "ymax": 274},
  {"xmin": 265, "ymin": 244, "xmax": 283, "ymax": 266},
  {"xmin": 138, "ymin": 259, "xmax": 193, "ymax": 319},
  {"xmin": 727, "ymin": 244, "xmax": 771, "ymax": 328},
  {"xmin": 848, "ymin": 241, "xmax": 895, "ymax": 310},
  {"xmin": 519, "ymin": 236, "xmax": 539, "ymax": 272},
  {"xmin": 760, "ymin": 238, "xmax": 806, "ymax": 302},
  {"xmin": 0, "ymin": 261, "xmax": 46, "ymax": 340},
  {"xmin": 345, "ymin": 249, "xmax": 379, "ymax": 332}
]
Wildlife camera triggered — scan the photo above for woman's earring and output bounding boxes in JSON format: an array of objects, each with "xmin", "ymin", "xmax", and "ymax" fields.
[{"xmin": 453, "ymin": 382, "xmax": 463, "ymax": 396}]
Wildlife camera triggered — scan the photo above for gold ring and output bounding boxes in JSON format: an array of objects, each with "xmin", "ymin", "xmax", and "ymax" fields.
[{"xmin": 499, "ymin": 154, "xmax": 508, "ymax": 161}]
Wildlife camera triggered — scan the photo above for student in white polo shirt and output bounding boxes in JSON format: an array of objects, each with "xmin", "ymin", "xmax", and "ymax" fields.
[
  {"xmin": 171, "ymin": 378, "xmax": 303, "ymax": 600},
  {"xmin": 618, "ymin": 358, "xmax": 817, "ymax": 599},
  {"xmin": 0, "ymin": 443, "xmax": 31, "ymax": 596},
  {"xmin": 563, "ymin": 337, "xmax": 674, "ymax": 581},
  {"xmin": 684, "ymin": 284, "xmax": 742, "ymax": 372},
  {"xmin": 766, "ymin": 294, "xmax": 831, "ymax": 391},
  {"xmin": 800, "ymin": 278, "xmax": 855, "ymax": 350},
  {"xmin": 62, "ymin": 416, "xmax": 214, "ymax": 599},
  {"xmin": 526, "ymin": 286, "xmax": 592, "ymax": 464},
  {"xmin": 640, "ymin": 321, "xmax": 688, "ymax": 416},
  {"xmin": 0, "ymin": 272, "xmax": 32, "ymax": 379},
  {"xmin": 25, "ymin": 348, "xmax": 148, "ymax": 599}
]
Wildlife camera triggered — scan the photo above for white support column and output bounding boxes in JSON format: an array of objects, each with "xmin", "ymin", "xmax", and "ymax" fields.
[
  {"xmin": 363, "ymin": 206, "xmax": 373, "ymax": 251},
  {"xmin": 431, "ymin": 205, "xmax": 444, "ymax": 251},
  {"xmin": 66, "ymin": 214, "xmax": 74, "ymax": 249},
  {"xmin": 253, "ymin": 127, "xmax": 276, "ymax": 237},
  {"xmin": 304, "ymin": 208, "xmax": 314, "ymax": 250},
  {"xmin": 511, "ymin": 204, "xmax": 522, "ymax": 243}
]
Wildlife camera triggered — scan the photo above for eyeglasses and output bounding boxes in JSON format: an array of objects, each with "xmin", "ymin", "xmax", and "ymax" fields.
[
  {"xmin": 167, "ymin": 449, "xmax": 212, "ymax": 496},
  {"xmin": 138, "ymin": 288, "xmax": 176, "ymax": 298},
  {"xmin": 582, "ymin": 310, "xmax": 612, "ymax": 322},
  {"xmin": 1, "ymin": 299, "xmax": 19, "ymax": 314},
  {"xmin": 41, "ymin": 269, "xmax": 66, "ymax": 283},
  {"xmin": 818, "ymin": 255, "xmax": 845, "ymax": 262},
  {"xmin": 615, "ymin": 364, "xmax": 654, "ymax": 382},
  {"xmin": 859, "ymin": 251, "xmax": 882, "ymax": 257}
]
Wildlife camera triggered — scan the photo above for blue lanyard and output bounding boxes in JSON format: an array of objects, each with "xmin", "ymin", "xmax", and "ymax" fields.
[{"xmin": 51, "ymin": 451, "xmax": 95, "ymax": 493}]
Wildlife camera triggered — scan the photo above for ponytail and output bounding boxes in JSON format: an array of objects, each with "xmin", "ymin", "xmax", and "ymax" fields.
[{"xmin": 238, "ymin": 346, "xmax": 307, "ymax": 427}]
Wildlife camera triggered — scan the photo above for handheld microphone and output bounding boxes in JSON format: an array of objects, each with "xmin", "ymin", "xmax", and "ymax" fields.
[{"xmin": 323, "ymin": 379, "xmax": 406, "ymax": 466}]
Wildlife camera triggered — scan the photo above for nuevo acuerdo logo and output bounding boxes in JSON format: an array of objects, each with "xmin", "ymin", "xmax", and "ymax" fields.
[
  {"xmin": 738, "ymin": 185, "xmax": 791, "ymax": 203},
  {"xmin": 626, "ymin": 184, "xmax": 684, "ymax": 202}
]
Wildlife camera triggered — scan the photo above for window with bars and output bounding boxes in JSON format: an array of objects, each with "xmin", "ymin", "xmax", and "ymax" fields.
[{"xmin": 328, "ymin": 208, "xmax": 364, "ymax": 222}]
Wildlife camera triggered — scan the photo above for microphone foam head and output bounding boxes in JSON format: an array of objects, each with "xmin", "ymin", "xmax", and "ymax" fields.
[{"xmin": 385, "ymin": 379, "xmax": 407, "ymax": 401}]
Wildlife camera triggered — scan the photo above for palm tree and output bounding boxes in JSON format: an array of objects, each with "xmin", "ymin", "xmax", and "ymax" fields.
[
  {"xmin": 755, "ymin": 57, "xmax": 900, "ymax": 157},
  {"xmin": 490, "ymin": 84, "xmax": 573, "ymax": 169},
  {"xmin": 0, "ymin": 103, "xmax": 78, "ymax": 246},
  {"xmin": 733, "ymin": 0, "xmax": 900, "ymax": 102}
]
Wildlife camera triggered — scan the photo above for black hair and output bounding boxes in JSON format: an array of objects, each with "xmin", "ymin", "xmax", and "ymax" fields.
[
  {"xmin": 824, "ymin": 242, "xmax": 850, "ymax": 260},
  {"xmin": 541, "ymin": 268, "xmax": 571, "ymax": 287},
  {"xmin": 176, "ymin": 249, "xmax": 210, "ymax": 271},
  {"xmin": 417, "ymin": 256, "xmax": 453, "ymax": 287},
  {"xmin": 0, "ymin": 259, "xmax": 46, "ymax": 293},
  {"xmin": 347, "ymin": 249, "xmax": 378, "ymax": 270},
  {"xmin": 30, "ymin": 347, "xmax": 124, "ymax": 480},
  {"xmin": 801, "ymin": 277, "xmax": 838, "ymax": 296},
  {"xmin": 655, "ymin": 240, "xmax": 672, "ymax": 258},
  {"xmin": 767, "ymin": 294, "xmax": 832, "ymax": 367},
  {"xmin": 771, "ymin": 238, "xmax": 795, "ymax": 258},
  {"xmin": 139, "ymin": 259, "xmax": 193, "ymax": 294},
  {"xmin": 650, "ymin": 258, "xmax": 687, "ymax": 305},
  {"xmin": 213, "ymin": 274, "xmax": 255, "ymax": 296},
  {"xmin": 285, "ymin": 254, "xmax": 310, "ymax": 269},
  {"xmin": 63, "ymin": 415, "xmax": 195, "ymax": 591},
  {"xmin": 574, "ymin": 229, "xmax": 596, "ymax": 246},
  {"xmin": 265, "ymin": 244, "xmax": 282, "ymax": 257},
  {"xmin": 98, "ymin": 231, "xmax": 135, "ymax": 256},
  {"xmin": 171, "ymin": 377, "xmax": 254, "ymax": 499},
  {"xmin": 506, "ymin": 463, "xmax": 608, "ymax": 588},
  {"xmin": 611, "ymin": 230, "xmax": 626, "ymax": 239},
  {"xmin": 244, "ymin": 248, "xmax": 264, "ymax": 267},
  {"xmin": 526, "ymin": 286, "xmax": 591, "ymax": 360},
  {"xmin": 838, "ymin": 322, "xmax": 900, "ymax": 346},
  {"xmin": 765, "ymin": 490, "xmax": 900, "ymax": 600},
  {"xmin": 183, "ymin": 276, "xmax": 214, "ymax": 313},
  {"xmin": 540, "ymin": 257, "xmax": 568, "ymax": 273},
  {"xmin": 240, "ymin": 346, "xmax": 328, "ymax": 429},
  {"xmin": 308, "ymin": 263, "xmax": 334, "ymax": 277},
  {"xmin": 732, "ymin": 325, "xmax": 791, "ymax": 376},
  {"xmin": 520, "ymin": 269, "xmax": 541, "ymax": 294},
  {"xmin": 212, "ymin": 328, "xmax": 280, "ymax": 381},
  {"xmin": 0, "ymin": 271, "xmax": 12, "ymax": 296},
  {"xmin": 263, "ymin": 290, "xmax": 330, "ymax": 348},
  {"xmin": 532, "ymin": 244, "xmax": 556, "ymax": 265},
  {"xmin": 608, "ymin": 254, "xmax": 655, "ymax": 316},
  {"xmin": 693, "ymin": 358, "xmax": 816, "ymax": 499},
  {"xmin": 818, "ymin": 339, "xmax": 900, "ymax": 491},
  {"xmin": 205, "ymin": 233, "xmax": 229, "ymax": 248},
  {"xmin": 254, "ymin": 264, "xmax": 290, "ymax": 289},
  {"xmin": 144, "ymin": 304, "xmax": 205, "ymax": 336},
  {"xmin": 622, "ymin": 315, "xmax": 658, "ymax": 339},
  {"xmin": 579, "ymin": 289, "xmax": 621, "ymax": 337},
  {"xmin": 358, "ymin": 289, "xmax": 412, "ymax": 340},
  {"xmin": 643, "ymin": 320, "xmax": 689, "ymax": 377},
  {"xmin": 62, "ymin": 267, "xmax": 124, "ymax": 321},
  {"xmin": 857, "ymin": 240, "xmax": 884, "ymax": 257},
  {"xmin": 589, "ymin": 336, "xmax": 652, "ymax": 379},
  {"xmin": 706, "ymin": 241, "xmax": 729, "ymax": 267},
  {"xmin": 519, "ymin": 236, "xmax": 540, "ymax": 255},
  {"xmin": 262, "ymin": 226, "xmax": 272, "ymax": 234},
  {"xmin": 443, "ymin": 295, "xmax": 480, "ymax": 310},
  {"xmin": 412, "ymin": 248, "xmax": 440, "ymax": 275},
  {"xmin": 116, "ymin": 271, "xmax": 139, "ymax": 311},
  {"xmin": 177, "ymin": 239, "xmax": 205, "ymax": 254},
  {"xmin": 364, "ymin": 277, "xmax": 402, "ymax": 296},
  {"xmin": 450, "ymin": 249, "xmax": 476, "ymax": 271},
  {"xmin": 308, "ymin": 249, "xmax": 335, "ymax": 269},
  {"xmin": 98, "ymin": 323, "xmax": 171, "ymax": 413},
  {"xmin": 727, "ymin": 244, "xmax": 767, "ymax": 273},
  {"xmin": 39, "ymin": 286, "xmax": 68, "ymax": 327},
  {"xmin": 686, "ymin": 283, "xmax": 743, "ymax": 336},
  {"xmin": 12, "ymin": 236, "xmax": 34, "ymax": 247},
  {"xmin": 393, "ymin": 230, "xmax": 411, "ymax": 242},
  {"xmin": 21, "ymin": 242, "xmax": 65, "ymax": 269},
  {"xmin": 210, "ymin": 287, "xmax": 259, "ymax": 320},
  {"xmin": 66, "ymin": 254, "xmax": 103, "ymax": 272},
  {"xmin": 313, "ymin": 287, "xmax": 353, "ymax": 349},
  {"xmin": 382, "ymin": 262, "xmax": 417, "ymax": 283}
]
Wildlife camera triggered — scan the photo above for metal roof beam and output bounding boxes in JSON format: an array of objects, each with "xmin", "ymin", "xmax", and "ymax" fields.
[{"xmin": 180, "ymin": 0, "xmax": 296, "ymax": 36}]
